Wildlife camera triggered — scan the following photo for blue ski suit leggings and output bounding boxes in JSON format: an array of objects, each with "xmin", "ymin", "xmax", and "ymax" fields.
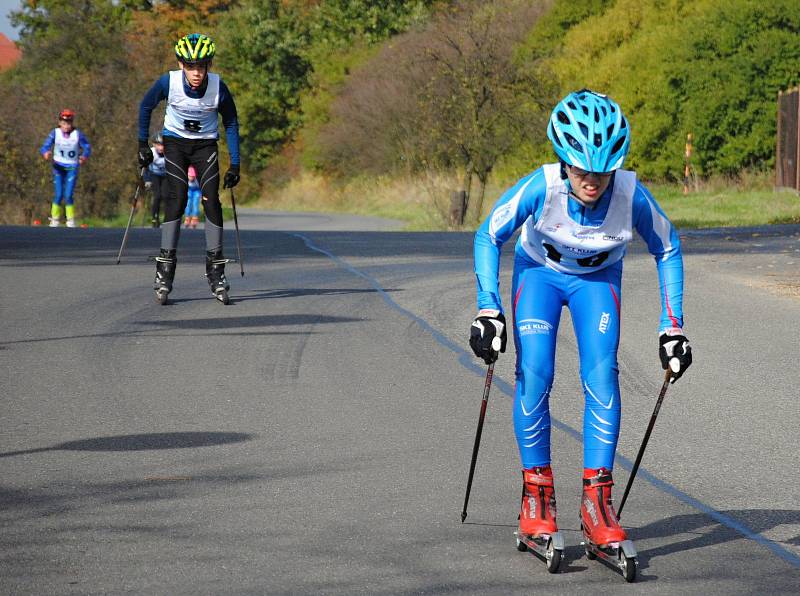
[
  {"xmin": 511, "ymin": 255, "xmax": 623, "ymax": 471},
  {"xmin": 52, "ymin": 163, "xmax": 78, "ymax": 206}
]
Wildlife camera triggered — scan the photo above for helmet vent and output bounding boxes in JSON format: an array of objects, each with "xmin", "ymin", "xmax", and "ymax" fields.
[
  {"xmin": 567, "ymin": 101, "xmax": 577, "ymax": 110},
  {"xmin": 594, "ymin": 133, "xmax": 602, "ymax": 147},
  {"xmin": 557, "ymin": 110, "xmax": 570, "ymax": 124},
  {"xmin": 620, "ymin": 117, "xmax": 627, "ymax": 129},
  {"xmin": 549, "ymin": 123, "xmax": 563, "ymax": 147},
  {"xmin": 607, "ymin": 124, "xmax": 615, "ymax": 138},
  {"xmin": 611, "ymin": 136, "xmax": 627, "ymax": 154},
  {"xmin": 565, "ymin": 133, "xmax": 582, "ymax": 151},
  {"xmin": 579, "ymin": 123, "xmax": 589, "ymax": 137}
]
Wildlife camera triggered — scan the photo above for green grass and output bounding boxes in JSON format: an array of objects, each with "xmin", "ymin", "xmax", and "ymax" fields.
[
  {"xmin": 77, "ymin": 175, "xmax": 800, "ymax": 231},
  {"xmin": 649, "ymin": 185, "xmax": 800, "ymax": 229}
]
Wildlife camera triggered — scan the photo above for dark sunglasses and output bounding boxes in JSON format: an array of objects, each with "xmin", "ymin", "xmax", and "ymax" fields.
[{"xmin": 568, "ymin": 165, "xmax": 613, "ymax": 179}]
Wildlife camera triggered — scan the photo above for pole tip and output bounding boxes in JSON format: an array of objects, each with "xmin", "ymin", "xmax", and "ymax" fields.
[{"xmin": 460, "ymin": 512, "xmax": 467, "ymax": 523}]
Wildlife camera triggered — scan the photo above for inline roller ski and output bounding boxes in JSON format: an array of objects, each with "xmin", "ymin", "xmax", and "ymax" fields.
[
  {"xmin": 152, "ymin": 249, "xmax": 176, "ymax": 305},
  {"xmin": 205, "ymin": 249, "xmax": 232, "ymax": 305},
  {"xmin": 580, "ymin": 468, "xmax": 638, "ymax": 582},
  {"xmin": 514, "ymin": 467, "xmax": 564, "ymax": 574}
]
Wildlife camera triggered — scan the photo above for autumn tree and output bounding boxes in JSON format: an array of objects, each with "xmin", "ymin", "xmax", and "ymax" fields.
[{"xmin": 319, "ymin": 0, "xmax": 555, "ymax": 223}]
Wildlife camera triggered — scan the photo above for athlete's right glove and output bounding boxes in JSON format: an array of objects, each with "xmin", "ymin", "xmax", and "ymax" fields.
[
  {"xmin": 659, "ymin": 328, "xmax": 692, "ymax": 383},
  {"xmin": 469, "ymin": 309, "xmax": 507, "ymax": 364},
  {"xmin": 138, "ymin": 141, "xmax": 153, "ymax": 168}
]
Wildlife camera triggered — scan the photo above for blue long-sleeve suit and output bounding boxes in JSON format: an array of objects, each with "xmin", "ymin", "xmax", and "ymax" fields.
[{"xmin": 474, "ymin": 165, "xmax": 685, "ymax": 470}]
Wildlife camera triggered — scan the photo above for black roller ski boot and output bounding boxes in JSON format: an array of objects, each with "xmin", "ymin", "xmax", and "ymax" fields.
[
  {"xmin": 153, "ymin": 249, "xmax": 176, "ymax": 305},
  {"xmin": 205, "ymin": 249, "xmax": 231, "ymax": 305}
]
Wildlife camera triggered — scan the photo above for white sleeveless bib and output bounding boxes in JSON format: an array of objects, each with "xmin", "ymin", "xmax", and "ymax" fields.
[
  {"xmin": 164, "ymin": 70, "xmax": 220, "ymax": 139},
  {"xmin": 520, "ymin": 163, "xmax": 635, "ymax": 274},
  {"xmin": 53, "ymin": 129, "xmax": 80, "ymax": 166}
]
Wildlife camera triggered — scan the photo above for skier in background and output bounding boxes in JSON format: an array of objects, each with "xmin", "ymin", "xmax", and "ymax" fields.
[
  {"xmin": 183, "ymin": 165, "xmax": 201, "ymax": 228},
  {"xmin": 144, "ymin": 133, "xmax": 167, "ymax": 228},
  {"xmin": 40, "ymin": 109, "xmax": 91, "ymax": 228}
]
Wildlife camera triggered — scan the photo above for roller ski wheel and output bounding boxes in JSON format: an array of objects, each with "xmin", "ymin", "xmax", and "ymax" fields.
[
  {"xmin": 581, "ymin": 524, "xmax": 638, "ymax": 582},
  {"xmin": 214, "ymin": 288, "xmax": 230, "ymax": 305},
  {"xmin": 515, "ymin": 531, "xmax": 564, "ymax": 574}
]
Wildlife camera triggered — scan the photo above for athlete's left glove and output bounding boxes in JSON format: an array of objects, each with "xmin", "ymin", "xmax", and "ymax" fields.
[
  {"xmin": 138, "ymin": 141, "xmax": 153, "ymax": 168},
  {"xmin": 223, "ymin": 164, "xmax": 240, "ymax": 189},
  {"xmin": 470, "ymin": 309, "xmax": 507, "ymax": 365},
  {"xmin": 659, "ymin": 328, "xmax": 692, "ymax": 383}
]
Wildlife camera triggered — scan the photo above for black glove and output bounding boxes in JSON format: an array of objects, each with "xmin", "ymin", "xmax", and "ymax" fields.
[
  {"xmin": 470, "ymin": 309, "xmax": 507, "ymax": 365},
  {"xmin": 138, "ymin": 141, "xmax": 153, "ymax": 168},
  {"xmin": 659, "ymin": 328, "xmax": 692, "ymax": 383},
  {"xmin": 223, "ymin": 164, "xmax": 240, "ymax": 189}
]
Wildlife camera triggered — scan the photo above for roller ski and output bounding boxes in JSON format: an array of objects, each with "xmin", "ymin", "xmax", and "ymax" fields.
[
  {"xmin": 206, "ymin": 250, "xmax": 232, "ymax": 305},
  {"xmin": 152, "ymin": 249, "xmax": 176, "ymax": 305},
  {"xmin": 580, "ymin": 468, "xmax": 638, "ymax": 582},
  {"xmin": 514, "ymin": 467, "xmax": 564, "ymax": 574}
]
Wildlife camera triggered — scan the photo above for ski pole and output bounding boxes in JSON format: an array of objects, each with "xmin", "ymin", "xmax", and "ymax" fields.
[
  {"xmin": 116, "ymin": 167, "xmax": 145, "ymax": 265},
  {"xmin": 229, "ymin": 187, "xmax": 244, "ymax": 277},
  {"xmin": 461, "ymin": 336, "xmax": 502, "ymax": 523},
  {"xmin": 617, "ymin": 368, "xmax": 672, "ymax": 518}
]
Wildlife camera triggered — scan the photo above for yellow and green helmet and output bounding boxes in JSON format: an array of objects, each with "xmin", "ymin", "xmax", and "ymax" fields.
[{"xmin": 175, "ymin": 33, "xmax": 216, "ymax": 65}]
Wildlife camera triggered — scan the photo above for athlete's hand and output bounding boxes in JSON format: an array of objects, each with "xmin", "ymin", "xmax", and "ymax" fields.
[
  {"xmin": 659, "ymin": 328, "xmax": 692, "ymax": 383},
  {"xmin": 470, "ymin": 309, "xmax": 507, "ymax": 365},
  {"xmin": 223, "ymin": 164, "xmax": 240, "ymax": 189},
  {"xmin": 42, "ymin": 151, "xmax": 52, "ymax": 161},
  {"xmin": 144, "ymin": 181, "xmax": 153, "ymax": 191},
  {"xmin": 79, "ymin": 156, "xmax": 87, "ymax": 165},
  {"xmin": 137, "ymin": 141, "xmax": 153, "ymax": 168}
]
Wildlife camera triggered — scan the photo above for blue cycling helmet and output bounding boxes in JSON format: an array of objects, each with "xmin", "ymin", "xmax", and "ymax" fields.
[{"xmin": 547, "ymin": 89, "xmax": 630, "ymax": 172}]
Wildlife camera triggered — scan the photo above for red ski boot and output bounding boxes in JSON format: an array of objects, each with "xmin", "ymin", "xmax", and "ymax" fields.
[
  {"xmin": 515, "ymin": 465, "xmax": 564, "ymax": 573},
  {"xmin": 580, "ymin": 468, "xmax": 638, "ymax": 581},
  {"xmin": 519, "ymin": 466, "xmax": 558, "ymax": 537},
  {"xmin": 580, "ymin": 468, "xmax": 626, "ymax": 546}
]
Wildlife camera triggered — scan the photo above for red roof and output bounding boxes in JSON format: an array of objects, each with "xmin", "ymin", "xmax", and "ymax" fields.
[{"xmin": 0, "ymin": 33, "xmax": 21, "ymax": 71}]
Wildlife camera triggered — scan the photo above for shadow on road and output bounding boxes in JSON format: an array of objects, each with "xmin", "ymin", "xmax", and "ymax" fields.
[
  {"xmin": 633, "ymin": 509, "xmax": 800, "ymax": 561},
  {"xmin": 135, "ymin": 314, "xmax": 361, "ymax": 329},
  {"xmin": 0, "ymin": 431, "xmax": 254, "ymax": 458}
]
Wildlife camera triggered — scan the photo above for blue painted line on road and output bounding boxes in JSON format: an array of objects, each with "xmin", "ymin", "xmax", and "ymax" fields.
[{"xmin": 294, "ymin": 233, "xmax": 800, "ymax": 569}]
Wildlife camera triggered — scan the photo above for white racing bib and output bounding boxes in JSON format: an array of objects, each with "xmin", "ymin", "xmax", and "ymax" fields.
[
  {"xmin": 520, "ymin": 163, "xmax": 635, "ymax": 274},
  {"xmin": 53, "ymin": 129, "xmax": 80, "ymax": 166},
  {"xmin": 164, "ymin": 70, "xmax": 220, "ymax": 139}
]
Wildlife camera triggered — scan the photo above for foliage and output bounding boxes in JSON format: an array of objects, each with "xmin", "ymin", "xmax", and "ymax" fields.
[
  {"xmin": 1, "ymin": 0, "xmax": 153, "ymax": 223},
  {"xmin": 516, "ymin": 0, "xmax": 800, "ymax": 179},
  {"xmin": 3, "ymin": 0, "xmax": 800, "ymax": 225},
  {"xmin": 215, "ymin": 1, "xmax": 312, "ymax": 170},
  {"xmin": 215, "ymin": 0, "xmax": 436, "ymax": 170},
  {"xmin": 317, "ymin": 0, "xmax": 554, "ymax": 222}
]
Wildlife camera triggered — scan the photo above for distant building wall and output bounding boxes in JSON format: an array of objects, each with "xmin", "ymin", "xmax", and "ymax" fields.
[{"xmin": 0, "ymin": 33, "xmax": 21, "ymax": 71}]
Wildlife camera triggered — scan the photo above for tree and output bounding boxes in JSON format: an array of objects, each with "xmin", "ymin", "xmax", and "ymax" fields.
[{"xmin": 319, "ymin": 0, "xmax": 554, "ymax": 223}]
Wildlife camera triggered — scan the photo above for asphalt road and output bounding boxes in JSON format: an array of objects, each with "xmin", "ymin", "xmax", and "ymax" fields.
[{"xmin": 1, "ymin": 213, "xmax": 799, "ymax": 595}]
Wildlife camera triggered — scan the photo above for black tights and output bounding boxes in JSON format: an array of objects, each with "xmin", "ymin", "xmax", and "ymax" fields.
[{"xmin": 163, "ymin": 137, "xmax": 222, "ymax": 226}]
